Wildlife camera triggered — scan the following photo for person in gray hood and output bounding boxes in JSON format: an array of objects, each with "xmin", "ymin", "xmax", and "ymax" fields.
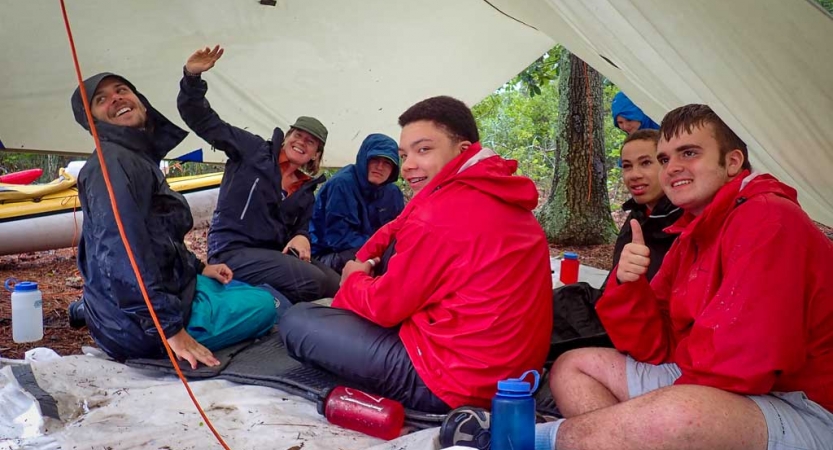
[{"xmin": 68, "ymin": 73, "xmax": 278, "ymax": 368}]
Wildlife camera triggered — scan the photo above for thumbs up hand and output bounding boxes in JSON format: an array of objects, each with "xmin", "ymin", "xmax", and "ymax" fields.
[{"xmin": 616, "ymin": 219, "xmax": 651, "ymax": 283}]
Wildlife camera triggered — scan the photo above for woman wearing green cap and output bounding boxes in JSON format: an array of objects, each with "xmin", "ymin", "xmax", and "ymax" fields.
[{"xmin": 177, "ymin": 45, "xmax": 339, "ymax": 303}]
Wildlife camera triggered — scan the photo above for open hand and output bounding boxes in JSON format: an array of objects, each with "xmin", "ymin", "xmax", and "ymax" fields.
[
  {"xmin": 167, "ymin": 329, "xmax": 220, "ymax": 369},
  {"xmin": 283, "ymin": 235, "xmax": 311, "ymax": 262},
  {"xmin": 616, "ymin": 219, "xmax": 651, "ymax": 283},
  {"xmin": 202, "ymin": 263, "xmax": 233, "ymax": 284},
  {"xmin": 185, "ymin": 45, "xmax": 224, "ymax": 76}
]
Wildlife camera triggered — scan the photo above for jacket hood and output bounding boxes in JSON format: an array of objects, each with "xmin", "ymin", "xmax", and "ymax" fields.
[
  {"xmin": 432, "ymin": 143, "xmax": 539, "ymax": 212},
  {"xmin": 354, "ymin": 133, "xmax": 400, "ymax": 189},
  {"xmin": 611, "ymin": 92, "xmax": 660, "ymax": 131},
  {"xmin": 667, "ymin": 171, "xmax": 799, "ymax": 237},
  {"xmin": 71, "ymin": 72, "xmax": 187, "ymax": 162}
]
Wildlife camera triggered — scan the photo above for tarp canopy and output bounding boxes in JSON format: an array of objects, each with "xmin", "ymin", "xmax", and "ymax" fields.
[{"xmin": 1, "ymin": 0, "xmax": 831, "ymax": 225}]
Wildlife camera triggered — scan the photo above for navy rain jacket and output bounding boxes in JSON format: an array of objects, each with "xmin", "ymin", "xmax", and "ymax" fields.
[
  {"xmin": 177, "ymin": 73, "xmax": 325, "ymax": 260},
  {"xmin": 310, "ymin": 134, "xmax": 404, "ymax": 255},
  {"xmin": 72, "ymin": 73, "xmax": 202, "ymax": 361}
]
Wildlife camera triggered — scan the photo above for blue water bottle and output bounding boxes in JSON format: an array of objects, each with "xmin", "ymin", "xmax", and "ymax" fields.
[{"xmin": 491, "ymin": 369, "xmax": 540, "ymax": 450}]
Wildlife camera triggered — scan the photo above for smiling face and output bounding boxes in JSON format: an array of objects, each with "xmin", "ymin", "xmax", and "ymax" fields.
[
  {"xmin": 367, "ymin": 156, "xmax": 394, "ymax": 185},
  {"xmin": 621, "ymin": 138, "xmax": 664, "ymax": 209},
  {"xmin": 282, "ymin": 128, "xmax": 322, "ymax": 168},
  {"xmin": 398, "ymin": 120, "xmax": 468, "ymax": 194},
  {"xmin": 616, "ymin": 116, "xmax": 642, "ymax": 135},
  {"xmin": 657, "ymin": 123, "xmax": 744, "ymax": 216},
  {"xmin": 90, "ymin": 77, "xmax": 148, "ymax": 128}
]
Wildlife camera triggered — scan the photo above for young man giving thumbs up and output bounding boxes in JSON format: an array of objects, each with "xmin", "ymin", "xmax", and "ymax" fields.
[{"xmin": 531, "ymin": 105, "xmax": 833, "ymax": 450}]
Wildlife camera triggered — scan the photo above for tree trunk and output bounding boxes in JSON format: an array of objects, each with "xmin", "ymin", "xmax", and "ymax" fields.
[{"xmin": 537, "ymin": 51, "xmax": 617, "ymax": 245}]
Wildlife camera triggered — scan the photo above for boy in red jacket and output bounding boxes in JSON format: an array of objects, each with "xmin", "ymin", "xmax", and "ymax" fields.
[
  {"xmin": 533, "ymin": 104, "xmax": 833, "ymax": 450},
  {"xmin": 279, "ymin": 96, "xmax": 553, "ymax": 413}
]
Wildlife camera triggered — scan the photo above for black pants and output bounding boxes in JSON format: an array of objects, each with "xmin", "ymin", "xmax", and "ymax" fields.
[
  {"xmin": 212, "ymin": 247, "xmax": 340, "ymax": 303},
  {"xmin": 279, "ymin": 302, "xmax": 450, "ymax": 413},
  {"xmin": 550, "ymin": 282, "xmax": 612, "ymax": 362},
  {"xmin": 316, "ymin": 248, "xmax": 359, "ymax": 274}
]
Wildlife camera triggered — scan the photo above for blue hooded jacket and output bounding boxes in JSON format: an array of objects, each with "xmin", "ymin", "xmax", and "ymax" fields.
[
  {"xmin": 310, "ymin": 134, "xmax": 404, "ymax": 255},
  {"xmin": 611, "ymin": 91, "xmax": 660, "ymax": 131}
]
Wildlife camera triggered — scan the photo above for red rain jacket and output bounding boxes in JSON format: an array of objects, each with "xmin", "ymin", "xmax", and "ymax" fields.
[
  {"xmin": 333, "ymin": 144, "xmax": 553, "ymax": 408},
  {"xmin": 597, "ymin": 172, "xmax": 833, "ymax": 411}
]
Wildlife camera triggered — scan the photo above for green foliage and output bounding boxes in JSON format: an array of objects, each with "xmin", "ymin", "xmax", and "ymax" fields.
[
  {"xmin": 473, "ymin": 82, "xmax": 559, "ymax": 190},
  {"xmin": 815, "ymin": 0, "xmax": 833, "ymax": 14},
  {"xmin": 472, "ymin": 45, "xmax": 629, "ymax": 209}
]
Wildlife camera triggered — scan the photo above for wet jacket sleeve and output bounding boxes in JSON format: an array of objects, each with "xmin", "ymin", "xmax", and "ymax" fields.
[
  {"xmin": 322, "ymin": 181, "xmax": 371, "ymax": 251},
  {"xmin": 356, "ymin": 221, "xmax": 396, "ymax": 261},
  {"xmin": 673, "ymin": 204, "xmax": 808, "ymax": 394},
  {"xmin": 177, "ymin": 74, "xmax": 266, "ymax": 161},
  {"xmin": 83, "ymin": 157, "xmax": 185, "ymax": 337},
  {"xmin": 595, "ymin": 248, "xmax": 678, "ymax": 364},
  {"xmin": 333, "ymin": 219, "xmax": 456, "ymax": 328}
]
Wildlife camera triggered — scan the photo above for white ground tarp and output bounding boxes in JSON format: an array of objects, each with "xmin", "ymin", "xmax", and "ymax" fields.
[
  {"xmin": 0, "ymin": 353, "xmax": 439, "ymax": 450},
  {"xmin": 0, "ymin": 262, "xmax": 608, "ymax": 448},
  {"xmin": 1, "ymin": 1, "xmax": 830, "ymax": 224}
]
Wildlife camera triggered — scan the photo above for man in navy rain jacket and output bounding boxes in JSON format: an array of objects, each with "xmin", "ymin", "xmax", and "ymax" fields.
[{"xmin": 70, "ymin": 73, "xmax": 276, "ymax": 368}]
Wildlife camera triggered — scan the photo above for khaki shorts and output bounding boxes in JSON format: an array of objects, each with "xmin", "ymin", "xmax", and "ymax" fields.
[{"xmin": 626, "ymin": 356, "xmax": 833, "ymax": 450}]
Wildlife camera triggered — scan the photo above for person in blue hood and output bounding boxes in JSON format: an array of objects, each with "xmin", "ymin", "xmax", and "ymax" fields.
[
  {"xmin": 310, "ymin": 134, "xmax": 404, "ymax": 273},
  {"xmin": 611, "ymin": 91, "xmax": 660, "ymax": 135},
  {"xmin": 68, "ymin": 73, "xmax": 278, "ymax": 368}
]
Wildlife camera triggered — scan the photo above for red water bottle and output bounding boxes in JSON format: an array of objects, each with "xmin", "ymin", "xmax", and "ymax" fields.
[
  {"xmin": 318, "ymin": 386, "xmax": 405, "ymax": 440},
  {"xmin": 560, "ymin": 252, "xmax": 579, "ymax": 284}
]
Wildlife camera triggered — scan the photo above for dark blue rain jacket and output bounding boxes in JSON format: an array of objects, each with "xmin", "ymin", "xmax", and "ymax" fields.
[{"xmin": 310, "ymin": 134, "xmax": 404, "ymax": 255}]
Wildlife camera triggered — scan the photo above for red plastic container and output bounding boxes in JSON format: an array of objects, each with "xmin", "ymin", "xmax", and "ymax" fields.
[
  {"xmin": 560, "ymin": 252, "xmax": 579, "ymax": 285},
  {"xmin": 318, "ymin": 386, "xmax": 405, "ymax": 440}
]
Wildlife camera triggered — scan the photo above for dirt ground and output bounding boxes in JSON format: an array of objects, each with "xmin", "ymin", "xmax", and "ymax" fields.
[{"xmin": 3, "ymin": 221, "xmax": 831, "ymax": 360}]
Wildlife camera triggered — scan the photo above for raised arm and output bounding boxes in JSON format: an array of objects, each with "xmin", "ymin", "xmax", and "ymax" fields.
[
  {"xmin": 177, "ymin": 45, "xmax": 265, "ymax": 161},
  {"xmin": 596, "ymin": 220, "xmax": 678, "ymax": 363}
]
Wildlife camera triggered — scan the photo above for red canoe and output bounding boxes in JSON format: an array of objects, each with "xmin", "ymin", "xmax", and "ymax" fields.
[{"xmin": 0, "ymin": 168, "xmax": 43, "ymax": 185}]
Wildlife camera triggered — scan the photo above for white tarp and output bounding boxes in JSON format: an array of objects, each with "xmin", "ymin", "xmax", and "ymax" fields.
[
  {"xmin": 1, "ymin": 1, "xmax": 831, "ymax": 224},
  {"xmin": 0, "ymin": 0, "xmax": 553, "ymax": 168},
  {"xmin": 0, "ymin": 354, "xmax": 439, "ymax": 450},
  {"xmin": 490, "ymin": 0, "xmax": 833, "ymax": 225}
]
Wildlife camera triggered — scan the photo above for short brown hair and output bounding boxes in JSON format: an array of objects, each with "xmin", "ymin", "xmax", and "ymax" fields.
[
  {"xmin": 660, "ymin": 104, "xmax": 751, "ymax": 171},
  {"xmin": 623, "ymin": 129, "xmax": 660, "ymax": 147},
  {"xmin": 398, "ymin": 96, "xmax": 479, "ymax": 143},
  {"xmin": 285, "ymin": 128, "xmax": 324, "ymax": 175}
]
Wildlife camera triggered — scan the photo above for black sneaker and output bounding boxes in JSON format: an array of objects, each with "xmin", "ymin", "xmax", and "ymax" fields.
[
  {"xmin": 68, "ymin": 300, "xmax": 87, "ymax": 329},
  {"xmin": 438, "ymin": 406, "xmax": 491, "ymax": 449}
]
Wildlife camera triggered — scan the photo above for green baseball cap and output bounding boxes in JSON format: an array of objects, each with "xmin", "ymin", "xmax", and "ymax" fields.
[{"xmin": 290, "ymin": 116, "xmax": 328, "ymax": 146}]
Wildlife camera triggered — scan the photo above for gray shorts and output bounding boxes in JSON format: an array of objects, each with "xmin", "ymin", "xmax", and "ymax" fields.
[{"xmin": 626, "ymin": 356, "xmax": 833, "ymax": 450}]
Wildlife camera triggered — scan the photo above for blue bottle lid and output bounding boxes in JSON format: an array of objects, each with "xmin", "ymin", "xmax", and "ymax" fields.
[
  {"xmin": 563, "ymin": 252, "xmax": 578, "ymax": 260},
  {"xmin": 5, "ymin": 278, "xmax": 38, "ymax": 292},
  {"xmin": 13, "ymin": 281, "xmax": 39, "ymax": 292},
  {"xmin": 496, "ymin": 370, "xmax": 541, "ymax": 396}
]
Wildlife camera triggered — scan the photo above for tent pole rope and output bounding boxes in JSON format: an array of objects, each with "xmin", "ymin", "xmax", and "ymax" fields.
[{"xmin": 59, "ymin": 2, "xmax": 230, "ymax": 448}]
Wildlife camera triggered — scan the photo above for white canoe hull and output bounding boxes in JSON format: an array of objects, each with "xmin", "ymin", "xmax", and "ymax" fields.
[{"xmin": 0, "ymin": 188, "xmax": 219, "ymax": 256}]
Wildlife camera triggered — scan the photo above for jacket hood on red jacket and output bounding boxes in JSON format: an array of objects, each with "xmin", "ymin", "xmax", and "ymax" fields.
[
  {"xmin": 667, "ymin": 171, "xmax": 799, "ymax": 237},
  {"xmin": 419, "ymin": 142, "xmax": 539, "ymax": 213}
]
